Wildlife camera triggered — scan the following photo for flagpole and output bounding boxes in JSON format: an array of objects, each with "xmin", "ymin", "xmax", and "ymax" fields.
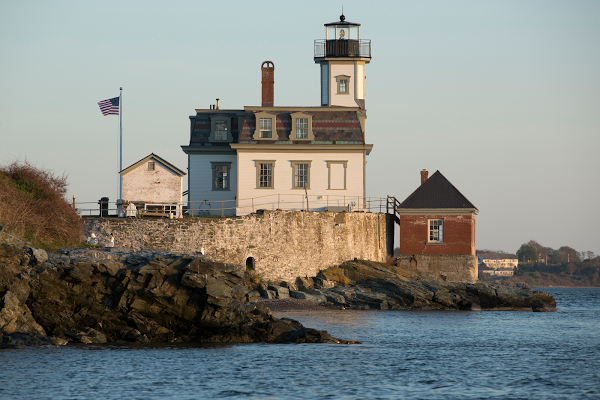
[{"xmin": 119, "ymin": 87, "xmax": 123, "ymax": 201}]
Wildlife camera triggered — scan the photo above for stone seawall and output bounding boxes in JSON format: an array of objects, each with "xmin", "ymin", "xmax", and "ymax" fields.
[
  {"xmin": 84, "ymin": 211, "xmax": 388, "ymax": 284},
  {"xmin": 396, "ymin": 254, "xmax": 478, "ymax": 283}
]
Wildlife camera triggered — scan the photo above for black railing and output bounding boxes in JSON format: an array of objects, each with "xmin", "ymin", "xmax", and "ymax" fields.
[{"xmin": 314, "ymin": 39, "xmax": 371, "ymax": 58}]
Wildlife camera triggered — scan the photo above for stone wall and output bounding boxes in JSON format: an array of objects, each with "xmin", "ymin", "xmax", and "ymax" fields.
[
  {"xmin": 396, "ymin": 254, "xmax": 478, "ymax": 283},
  {"xmin": 84, "ymin": 211, "xmax": 388, "ymax": 284}
]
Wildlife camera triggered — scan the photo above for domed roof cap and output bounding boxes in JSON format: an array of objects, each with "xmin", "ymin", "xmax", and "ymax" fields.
[{"xmin": 324, "ymin": 13, "xmax": 360, "ymax": 26}]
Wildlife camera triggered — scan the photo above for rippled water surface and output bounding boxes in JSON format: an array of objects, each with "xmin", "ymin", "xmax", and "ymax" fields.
[{"xmin": 1, "ymin": 288, "xmax": 599, "ymax": 399}]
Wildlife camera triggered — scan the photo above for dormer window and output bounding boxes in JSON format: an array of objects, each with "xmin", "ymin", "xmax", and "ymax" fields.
[
  {"xmin": 215, "ymin": 121, "xmax": 227, "ymax": 140},
  {"xmin": 296, "ymin": 118, "xmax": 308, "ymax": 138},
  {"xmin": 259, "ymin": 118, "xmax": 272, "ymax": 138},
  {"xmin": 290, "ymin": 112, "xmax": 314, "ymax": 141},
  {"xmin": 209, "ymin": 115, "xmax": 232, "ymax": 142},
  {"xmin": 252, "ymin": 111, "xmax": 277, "ymax": 141}
]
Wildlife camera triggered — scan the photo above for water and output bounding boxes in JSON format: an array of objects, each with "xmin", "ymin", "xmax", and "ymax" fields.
[{"xmin": 1, "ymin": 288, "xmax": 599, "ymax": 399}]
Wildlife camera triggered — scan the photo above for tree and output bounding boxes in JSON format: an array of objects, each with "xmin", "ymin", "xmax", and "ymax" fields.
[
  {"xmin": 516, "ymin": 244, "xmax": 539, "ymax": 262},
  {"xmin": 559, "ymin": 246, "xmax": 580, "ymax": 263},
  {"xmin": 527, "ymin": 240, "xmax": 549, "ymax": 260}
]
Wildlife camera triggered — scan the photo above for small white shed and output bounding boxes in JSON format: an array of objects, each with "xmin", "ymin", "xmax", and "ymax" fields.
[{"xmin": 119, "ymin": 153, "xmax": 186, "ymax": 218}]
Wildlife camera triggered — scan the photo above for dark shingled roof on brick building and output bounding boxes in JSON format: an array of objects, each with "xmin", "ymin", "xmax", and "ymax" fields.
[{"xmin": 398, "ymin": 170, "xmax": 477, "ymax": 210}]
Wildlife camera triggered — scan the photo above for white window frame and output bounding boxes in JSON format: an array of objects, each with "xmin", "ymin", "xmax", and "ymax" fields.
[{"xmin": 428, "ymin": 219, "xmax": 444, "ymax": 243}]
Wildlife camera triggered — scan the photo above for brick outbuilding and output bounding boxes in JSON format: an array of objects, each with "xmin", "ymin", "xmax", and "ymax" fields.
[{"xmin": 396, "ymin": 170, "xmax": 479, "ymax": 282}]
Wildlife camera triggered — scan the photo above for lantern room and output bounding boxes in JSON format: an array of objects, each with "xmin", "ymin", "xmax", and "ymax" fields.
[{"xmin": 314, "ymin": 14, "xmax": 371, "ymax": 59}]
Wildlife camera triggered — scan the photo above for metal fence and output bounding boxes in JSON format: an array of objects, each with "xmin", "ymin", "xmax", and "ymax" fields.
[{"xmin": 75, "ymin": 194, "xmax": 393, "ymax": 218}]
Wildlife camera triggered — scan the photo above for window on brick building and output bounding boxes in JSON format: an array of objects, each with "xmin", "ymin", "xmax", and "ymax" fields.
[{"xmin": 428, "ymin": 219, "xmax": 443, "ymax": 242}]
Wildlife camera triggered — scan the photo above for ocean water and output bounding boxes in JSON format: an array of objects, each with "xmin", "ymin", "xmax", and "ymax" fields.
[{"xmin": 1, "ymin": 288, "xmax": 599, "ymax": 400}]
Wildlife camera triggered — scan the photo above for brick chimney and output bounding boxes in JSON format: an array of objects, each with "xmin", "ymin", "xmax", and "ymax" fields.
[
  {"xmin": 261, "ymin": 61, "xmax": 274, "ymax": 107},
  {"xmin": 420, "ymin": 169, "xmax": 428, "ymax": 185}
]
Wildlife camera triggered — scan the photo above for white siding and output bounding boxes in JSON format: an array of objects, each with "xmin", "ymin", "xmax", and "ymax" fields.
[
  {"xmin": 122, "ymin": 161, "xmax": 182, "ymax": 204},
  {"xmin": 330, "ymin": 63, "xmax": 356, "ymax": 107},
  {"xmin": 236, "ymin": 150, "xmax": 364, "ymax": 214},
  {"xmin": 188, "ymin": 153, "xmax": 237, "ymax": 215},
  {"xmin": 355, "ymin": 63, "xmax": 364, "ymax": 100},
  {"xmin": 329, "ymin": 163, "xmax": 345, "ymax": 189}
]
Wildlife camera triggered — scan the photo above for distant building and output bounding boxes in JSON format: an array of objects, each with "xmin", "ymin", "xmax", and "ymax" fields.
[
  {"xmin": 476, "ymin": 251, "xmax": 518, "ymax": 279},
  {"xmin": 119, "ymin": 153, "xmax": 186, "ymax": 218}
]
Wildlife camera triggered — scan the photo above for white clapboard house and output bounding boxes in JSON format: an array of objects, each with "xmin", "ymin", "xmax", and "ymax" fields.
[
  {"xmin": 181, "ymin": 14, "xmax": 373, "ymax": 216},
  {"xmin": 119, "ymin": 153, "xmax": 186, "ymax": 218}
]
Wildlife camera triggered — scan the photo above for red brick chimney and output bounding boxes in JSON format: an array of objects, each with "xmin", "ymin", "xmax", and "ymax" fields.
[
  {"xmin": 420, "ymin": 169, "xmax": 428, "ymax": 185},
  {"xmin": 261, "ymin": 61, "xmax": 274, "ymax": 107}
]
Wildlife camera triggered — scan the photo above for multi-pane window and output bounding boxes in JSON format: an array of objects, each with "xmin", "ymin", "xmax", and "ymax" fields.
[
  {"xmin": 339, "ymin": 79, "xmax": 348, "ymax": 93},
  {"xmin": 294, "ymin": 163, "xmax": 309, "ymax": 188},
  {"xmin": 148, "ymin": 162, "xmax": 155, "ymax": 171},
  {"xmin": 215, "ymin": 121, "xmax": 227, "ymax": 141},
  {"xmin": 259, "ymin": 163, "xmax": 273, "ymax": 188},
  {"xmin": 259, "ymin": 118, "xmax": 272, "ymax": 138},
  {"xmin": 429, "ymin": 219, "xmax": 443, "ymax": 242},
  {"xmin": 295, "ymin": 118, "xmax": 308, "ymax": 139},
  {"xmin": 214, "ymin": 165, "xmax": 228, "ymax": 189}
]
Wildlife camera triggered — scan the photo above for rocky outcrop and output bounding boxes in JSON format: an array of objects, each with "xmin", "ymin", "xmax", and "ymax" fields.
[
  {"xmin": 286, "ymin": 260, "xmax": 556, "ymax": 312},
  {"xmin": 0, "ymin": 228, "xmax": 357, "ymax": 347}
]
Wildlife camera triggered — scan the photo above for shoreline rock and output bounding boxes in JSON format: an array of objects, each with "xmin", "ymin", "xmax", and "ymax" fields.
[
  {"xmin": 0, "ymin": 229, "xmax": 358, "ymax": 347},
  {"xmin": 263, "ymin": 260, "xmax": 557, "ymax": 312}
]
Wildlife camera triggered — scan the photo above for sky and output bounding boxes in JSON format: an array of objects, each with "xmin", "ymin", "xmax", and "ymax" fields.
[{"xmin": 1, "ymin": 0, "xmax": 599, "ymax": 256}]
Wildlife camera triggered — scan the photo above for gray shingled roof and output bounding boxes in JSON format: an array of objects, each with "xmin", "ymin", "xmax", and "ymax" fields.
[
  {"xmin": 188, "ymin": 109, "xmax": 365, "ymax": 146},
  {"xmin": 398, "ymin": 170, "xmax": 477, "ymax": 210}
]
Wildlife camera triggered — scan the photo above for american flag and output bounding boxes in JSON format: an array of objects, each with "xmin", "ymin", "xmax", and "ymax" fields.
[{"xmin": 97, "ymin": 97, "xmax": 119, "ymax": 116}]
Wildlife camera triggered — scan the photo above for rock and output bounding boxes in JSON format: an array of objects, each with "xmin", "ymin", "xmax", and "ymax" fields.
[
  {"xmin": 0, "ymin": 238, "xmax": 353, "ymax": 345},
  {"xmin": 1, "ymin": 332, "xmax": 68, "ymax": 347},
  {"xmin": 290, "ymin": 291, "xmax": 327, "ymax": 303},
  {"xmin": 268, "ymin": 285, "xmax": 290, "ymax": 299},
  {"xmin": 30, "ymin": 248, "xmax": 48, "ymax": 266},
  {"xmin": 64, "ymin": 327, "xmax": 107, "ymax": 344},
  {"xmin": 295, "ymin": 277, "xmax": 314, "ymax": 291},
  {"xmin": 288, "ymin": 260, "xmax": 556, "ymax": 312}
]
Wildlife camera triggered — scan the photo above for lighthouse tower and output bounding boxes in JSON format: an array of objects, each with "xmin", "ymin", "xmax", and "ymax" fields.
[{"xmin": 314, "ymin": 14, "xmax": 371, "ymax": 108}]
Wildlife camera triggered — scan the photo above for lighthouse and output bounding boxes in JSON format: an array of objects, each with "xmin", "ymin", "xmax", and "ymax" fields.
[{"xmin": 314, "ymin": 13, "xmax": 371, "ymax": 108}]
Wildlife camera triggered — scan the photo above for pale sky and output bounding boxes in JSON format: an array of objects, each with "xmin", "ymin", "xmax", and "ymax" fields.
[{"xmin": 1, "ymin": 1, "xmax": 599, "ymax": 256}]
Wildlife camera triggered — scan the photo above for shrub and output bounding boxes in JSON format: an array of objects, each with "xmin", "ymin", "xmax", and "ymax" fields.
[{"xmin": 0, "ymin": 161, "xmax": 82, "ymax": 250}]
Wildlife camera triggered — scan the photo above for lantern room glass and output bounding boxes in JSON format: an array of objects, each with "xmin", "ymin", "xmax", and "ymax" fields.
[{"xmin": 326, "ymin": 25, "xmax": 359, "ymax": 40}]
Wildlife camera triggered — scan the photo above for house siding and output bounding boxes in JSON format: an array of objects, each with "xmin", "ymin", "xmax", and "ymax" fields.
[
  {"xmin": 329, "ymin": 63, "xmax": 356, "ymax": 107},
  {"xmin": 236, "ymin": 150, "xmax": 364, "ymax": 214},
  {"xmin": 122, "ymin": 161, "xmax": 182, "ymax": 204},
  {"xmin": 188, "ymin": 153, "xmax": 237, "ymax": 215}
]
